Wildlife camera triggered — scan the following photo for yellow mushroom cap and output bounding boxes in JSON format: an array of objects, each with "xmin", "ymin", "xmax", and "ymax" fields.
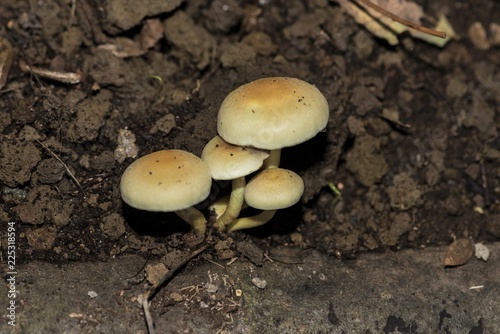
[
  {"xmin": 217, "ymin": 77, "xmax": 329, "ymax": 150},
  {"xmin": 201, "ymin": 135, "xmax": 269, "ymax": 180},
  {"xmin": 120, "ymin": 150, "xmax": 212, "ymax": 212},
  {"xmin": 244, "ymin": 168, "xmax": 304, "ymax": 210}
]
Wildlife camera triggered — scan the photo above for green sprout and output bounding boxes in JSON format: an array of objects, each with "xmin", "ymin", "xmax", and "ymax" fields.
[
  {"xmin": 328, "ymin": 182, "xmax": 342, "ymax": 206},
  {"xmin": 148, "ymin": 74, "xmax": 164, "ymax": 101}
]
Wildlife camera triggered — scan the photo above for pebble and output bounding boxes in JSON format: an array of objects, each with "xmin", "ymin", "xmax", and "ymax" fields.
[
  {"xmin": 205, "ymin": 283, "xmax": 218, "ymax": 293},
  {"xmin": 474, "ymin": 243, "xmax": 490, "ymax": 261},
  {"xmin": 251, "ymin": 277, "xmax": 267, "ymax": 289}
]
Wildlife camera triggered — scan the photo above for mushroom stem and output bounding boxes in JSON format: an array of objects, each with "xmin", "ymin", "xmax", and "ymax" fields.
[
  {"xmin": 175, "ymin": 207, "xmax": 207, "ymax": 235},
  {"xmin": 227, "ymin": 210, "xmax": 276, "ymax": 232},
  {"xmin": 262, "ymin": 149, "xmax": 281, "ymax": 169},
  {"xmin": 213, "ymin": 177, "xmax": 246, "ymax": 231}
]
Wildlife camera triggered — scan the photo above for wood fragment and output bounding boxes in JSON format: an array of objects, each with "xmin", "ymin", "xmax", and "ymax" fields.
[
  {"xmin": 0, "ymin": 38, "xmax": 14, "ymax": 89},
  {"xmin": 354, "ymin": 0, "xmax": 446, "ymax": 38},
  {"xmin": 19, "ymin": 59, "xmax": 81, "ymax": 84},
  {"xmin": 236, "ymin": 241, "xmax": 264, "ymax": 266},
  {"xmin": 378, "ymin": 111, "xmax": 412, "ymax": 133},
  {"xmin": 479, "ymin": 159, "xmax": 491, "ymax": 207}
]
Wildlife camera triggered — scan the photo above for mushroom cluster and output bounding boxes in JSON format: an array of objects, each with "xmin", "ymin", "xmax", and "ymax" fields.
[
  {"xmin": 207, "ymin": 77, "xmax": 329, "ymax": 232},
  {"xmin": 120, "ymin": 77, "xmax": 329, "ymax": 236}
]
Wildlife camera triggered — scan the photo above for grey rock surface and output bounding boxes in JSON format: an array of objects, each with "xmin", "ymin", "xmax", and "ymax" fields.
[{"xmin": 2, "ymin": 244, "xmax": 498, "ymax": 333}]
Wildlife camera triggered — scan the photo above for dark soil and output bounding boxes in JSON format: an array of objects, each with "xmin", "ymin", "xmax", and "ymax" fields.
[{"xmin": 1, "ymin": 0, "xmax": 499, "ymax": 332}]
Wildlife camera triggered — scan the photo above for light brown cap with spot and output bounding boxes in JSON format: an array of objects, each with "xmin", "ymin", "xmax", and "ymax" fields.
[
  {"xmin": 201, "ymin": 135, "xmax": 269, "ymax": 180},
  {"xmin": 217, "ymin": 77, "xmax": 329, "ymax": 150},
  {"xmin": 244, "ymin": 168, "xmax": 304, "ymax": 210},
  {"xmin": 120, "ymin": 150, "xmax": 211, "ymax": 212}
]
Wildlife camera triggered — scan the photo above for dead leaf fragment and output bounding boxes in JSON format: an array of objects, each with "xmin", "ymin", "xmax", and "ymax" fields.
[
  {"xmin": 140, "ymin": 19, "xmax": 164, "ymax": 50},
  {"xmin": 411, "ymin": 15, "xmax": 455, "ymax": 47},
  {"xmin": 0, "ymin": 37, "xmax": 14, "ymax": 89},
  {"xmin": 468, "ymin": 22, "xmax": 490, "ymax": 50},
  {"xmin": 145, "ymin": 262, "xmax": 168, "ymax": 285},
  {"xmin": 358, "ymin": 0, "xmax": 424, "ymax": 32},
  {"xmin": 237, "ymin": 241, "xmax": 264, "ymax": 266},
  {"xmin": 98, "ymin": 37, "xmax": 146, "ymax": 58},
  {"xmin": 333, "ymin": 0, "xmax": 454, "ymax": 47},
  {"xmin": 444, "ymin": 238, "xmax": 475, "ymax": 267},
  {"xmin": 149, "ymin": 114, "xmax": 176, "ymax": 135},
  {"xmin": 19, "ymin": 59, "xmax": 81, "ymax": 84},
  {"xmin": 490, "ymin": 23, "xmax": 500, "ymax": 46},
  {"xmin": 335, "ymin": 0, "xmax": 399, "ymax": 45}
]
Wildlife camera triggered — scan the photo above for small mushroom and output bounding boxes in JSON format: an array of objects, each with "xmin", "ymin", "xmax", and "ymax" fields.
[
  {"xmin": 208, "ymin": 195, "xmax": 230, "ymax": 221},
  {"xmin": 227, "ymin": 168, "xmax": 304, "ymax": 231},
  {"xmin": 202, "ymin": 135, "xmax": 269, "ymax": 230},
  {"xmin": 217, "ymin": 77, "xmax": 329, "ymax": 168},
  {"xmin": 120, "ymin": 150, "xmax": 212, "ymax": 235},
  {"xmin": 207, "ymin": 195, "xmax": 249, "ymax": 220}
]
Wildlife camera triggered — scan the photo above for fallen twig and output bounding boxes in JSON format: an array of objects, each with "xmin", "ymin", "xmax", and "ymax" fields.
[
  {"xmin": 354, "ymin": 0, "xmax": 446, "ymax": 38},
  {"xmin": 19, "ymin": 59, "xmax": 81, "ymax": 85},
  {"xmin": 141, "ymin": 244, "xmax": 211, "ymax": 334},
  {"xmin": 35, "ymin": 139, "xmax": 86, "ymax": 197}
]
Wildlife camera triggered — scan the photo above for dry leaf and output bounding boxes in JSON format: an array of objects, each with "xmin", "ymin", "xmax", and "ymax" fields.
[
  {"xmin": 98, "ymin": 19, "xmax": 164, "ymax": 58},
  {"xmin": 140, "ymin": 19, "xmax": 164, "ymax": 50},
  {"xmin": 335, "ymin": 0, "xmax": 399, "ymax": 45},
  {"xmin": 410, "ymin": 15, "xmax": 455, "ymax": 47},
  {"xmin": 444, "ymin": 238, "xmax": 475, "ymax": 267},
  {"xmin": 98, "ymin": 37, "xmax": 146, "ymax": 58},
  {"xmin": 361, "ymin": 0, "xmax": 424, "ymax": 32},
  {"xmin": 468, "ymin": 22, "xmax": 490, "ymax": 50},
  {"xmin": 332, "ymin": 0, "xmax": 454, "ymax": 47},
  {"xmin": 490, "ymin": 23, "xmax": 500, "ymax": 46},
  {"xmin": 0, "ymin": 37, "xmax": 14, "ymax": 89}
]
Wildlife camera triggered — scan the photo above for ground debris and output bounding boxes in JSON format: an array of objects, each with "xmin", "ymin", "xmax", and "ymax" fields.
[
  {"xmin": 474, "ymin": 243, "xmax": 490, "ymax": 261},
  {"xmin": 0, "ymin": 37, "xmax": 13, "ymax": 89},
  {"xmin": 444, "ymin": 238, "xmax": 475, "ymax": 267},
  {"xmin": 269, "ymin": 246, "xmax": 304, "ymax": 264},
  {"xmin": 114, "ymin": 128, "xmax": 139, "ymax": 163},
  {"xmin": 236, "ymin": 241, "xmax": 264, "ymax": 266},
  {"xmin": 251, "ymin": 277, "xmax": 267, "ymax": 289}
]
